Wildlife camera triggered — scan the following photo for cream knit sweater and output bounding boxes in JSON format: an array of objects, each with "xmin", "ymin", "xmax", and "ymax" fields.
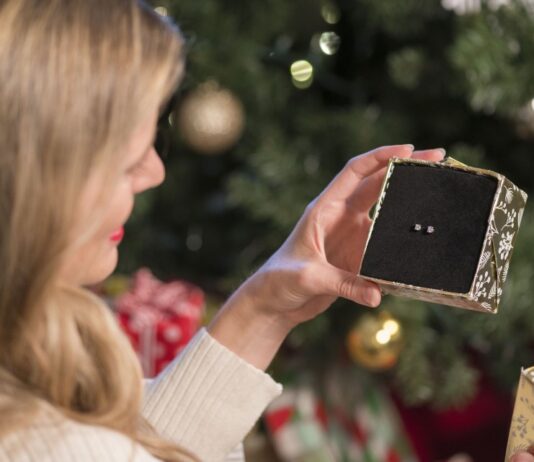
[{"xmin": 0, "ymin": 328, "xmax": 283, "ymax": 462}]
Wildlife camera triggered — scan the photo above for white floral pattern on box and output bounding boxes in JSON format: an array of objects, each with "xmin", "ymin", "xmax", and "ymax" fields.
[
  {"xmin": 505, "ymin": 366, "xmax": 534, "ymax": 460},
  {"xmin": 473, "ymin": 179, "xmax": 528, "ymax": 312}
]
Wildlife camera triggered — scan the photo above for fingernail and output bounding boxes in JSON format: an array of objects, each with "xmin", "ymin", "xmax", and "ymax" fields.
[
  {"xmin": 364, "ymin": 287, "xmax": 381, "ymax": 307},
  {"xmin": 438, "ymin": 148, "xmax": 446, "ymax": 157},
  {"xmin": 406, "ymin": 144, "xmax": 415, "ymax": 151}
]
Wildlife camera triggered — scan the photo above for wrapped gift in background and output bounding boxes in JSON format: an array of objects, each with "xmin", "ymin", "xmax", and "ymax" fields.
[
  {"xmin": 505, "ymin": 366, "xmax": 534, "ymax": 460},
  {"xmin": 264, "ymin": 366, "xmax": 417, "ymax": 462},
  {"xmin": 98, "ymin": 267, "xmax": 205, "ymax": 377},
  {"xmin": 359, "ymin": 156, "xmax": 528, "ymax": 313}
]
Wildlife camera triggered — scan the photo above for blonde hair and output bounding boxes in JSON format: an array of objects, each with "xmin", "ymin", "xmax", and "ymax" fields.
[{"xmin": 0, "ymin": 0, "xmax": 198, "ymax": 460}]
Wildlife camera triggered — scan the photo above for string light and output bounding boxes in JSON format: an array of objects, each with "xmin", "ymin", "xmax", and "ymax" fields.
[
  {"xmin": 441, "ymin": 0, "xmax": 513, "ymax": 14},
  {"xmin": 154, "ymin": 6, "xmax": 168, "ymax": 16},
  {"xmin": 321, "ymin": 1, "xmax": 341, "ymax": 24},
  {"xmin": 384, "ymin": 319, "xmax": 400, "ymax": 336},
  {"xmin": 319, "ymin": 31, "xmax": 341, "ymax": 55},
  {"xmin": 290, "ymin": 60, "xmax": 314, "ymax": 89},
  {"xmin": 376, "ymin": 329, "xmax": 392, "ymax": 345},
  {"xmin": 375, "ymin": 319, "xmax": 400, "ymax": 345}
]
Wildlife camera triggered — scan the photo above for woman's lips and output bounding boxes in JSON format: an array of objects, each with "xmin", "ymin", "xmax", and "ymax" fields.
[{"xmin": 109, "ymin": 226, "xmax": 125, "ymax": 243}]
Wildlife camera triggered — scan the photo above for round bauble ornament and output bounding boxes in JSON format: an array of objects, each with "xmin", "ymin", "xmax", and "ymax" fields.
[
  {"xmin": 177, "ymin": 81, "xmax": 245, "ymax": 155},
  {"xmin": 346, "ymin": 311, "xmax": 403, "ymax": 371}
]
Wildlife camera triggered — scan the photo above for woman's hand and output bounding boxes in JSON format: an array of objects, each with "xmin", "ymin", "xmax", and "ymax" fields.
[
  {"xmin": 242, "ymin": 144, "xmax": 445, "ymax": 326},
  {"xmin": 511, "ymin": 451, "xmax": 534, "ymax": 462},
  {"xmin": 208, "ymin": 145, "xmax": 445, "ymax": 370}
]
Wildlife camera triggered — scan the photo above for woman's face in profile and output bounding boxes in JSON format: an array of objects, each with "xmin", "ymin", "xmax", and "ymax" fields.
[{"xmin": 60, "ymin": 110, "xmax": 165, "ymax": 286}]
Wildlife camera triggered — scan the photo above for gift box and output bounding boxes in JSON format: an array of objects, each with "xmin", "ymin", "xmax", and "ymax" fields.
[
  {"xmin": 113, "ymin": 267, "xmax": 205, "ymax": 377},
  {"xmin": 505, "ymin": 366, "xmax": 534, "ymax": 460},
  {"xmin": 358, "ymin": 156, "xmax": 528, "ymax": 313},
  {"xmin": 264, "ymin": 367, "xmax": 417, "ymax": 462}
]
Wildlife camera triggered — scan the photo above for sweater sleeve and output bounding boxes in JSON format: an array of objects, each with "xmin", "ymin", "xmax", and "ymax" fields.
[
  {"xmin": 0, "ymin": 417, "xmax": 162, "ymax": 462},
  {"xmin": 141, "ymin": 327, "xmax": 283, "ymax": 462}
]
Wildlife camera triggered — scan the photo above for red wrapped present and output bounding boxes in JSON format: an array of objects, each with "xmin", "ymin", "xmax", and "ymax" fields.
[
  {"xmin": 264, "ymin": 367, "xmax": 417, "ymax": 462},
  {"xmin": 114, "ymin": 267, "xmax": 205, "ymax": 377}
]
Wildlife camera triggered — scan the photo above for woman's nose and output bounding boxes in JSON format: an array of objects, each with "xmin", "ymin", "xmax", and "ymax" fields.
[{"xmin": 132, "ymin": 148, "xmax": 166, "ymax": 193}]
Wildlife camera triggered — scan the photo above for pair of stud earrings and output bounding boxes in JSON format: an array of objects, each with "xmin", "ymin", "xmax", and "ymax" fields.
[{"xmin": 412, "ymin": 224, "xmax": 435, "ymax": 234}]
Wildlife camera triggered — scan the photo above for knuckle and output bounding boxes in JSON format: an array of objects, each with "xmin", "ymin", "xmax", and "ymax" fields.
[
  {"xmin": 345, "ymin": 156, "xmax": 358, "ymax": 170},
  {"xmin": 338, "ymin": 276, "xmax": 356, "ymax": 300},
  {"xmin": 346, "ymin": 152, "xmax": 367, "ymax": 168},
  {"xmin": 345, "ymin": 156, "xmax": 364, "ymax": 178}
]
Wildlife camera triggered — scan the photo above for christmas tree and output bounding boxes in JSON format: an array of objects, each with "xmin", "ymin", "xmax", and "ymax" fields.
[{"xmin": 118, "ymin": 0, "xmax": 534, "ymax": 457}]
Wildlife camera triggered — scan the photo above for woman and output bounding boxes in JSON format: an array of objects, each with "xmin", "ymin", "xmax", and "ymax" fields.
[
  {"xmin": 0, "ymin": 0, "xmax": 445, "ymax": 461},
  {"xmin": 513, "ymin": 451, "xmax": 534, "ymax": 461}
]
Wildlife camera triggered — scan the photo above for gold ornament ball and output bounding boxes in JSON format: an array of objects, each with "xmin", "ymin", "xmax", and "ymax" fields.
[
  {"xmin": 177, "ymin": 81, "xmax": 245, "ymax": 155},
  {"xmin": 346, "ymin": 311, "xmax": 403, "ymax": 371}
]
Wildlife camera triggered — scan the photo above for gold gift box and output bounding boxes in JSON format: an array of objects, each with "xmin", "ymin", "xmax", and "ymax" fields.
[
  {"xmin": 506, "ymin": 366, "xmax": 534, "ymax": 460},
  {"xmin": 358, "ymin": 157, "xmax": 528, "ymax": 313}
]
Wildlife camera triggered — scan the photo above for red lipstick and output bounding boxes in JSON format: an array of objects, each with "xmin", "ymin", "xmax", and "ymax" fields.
[{"xmin": 110, "ymin": 226, "xmax": 125, "ymax": 243}]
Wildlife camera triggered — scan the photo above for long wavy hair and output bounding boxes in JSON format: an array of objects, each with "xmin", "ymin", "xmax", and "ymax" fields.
[{"xmin": 0, "ymin": 1, "xmax": 198, "ymax": 460}]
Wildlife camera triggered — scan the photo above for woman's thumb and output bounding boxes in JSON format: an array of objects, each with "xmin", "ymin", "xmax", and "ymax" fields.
[{"xmin": 319, "ymin": 262, "xmax": 381, "ymax": 307}]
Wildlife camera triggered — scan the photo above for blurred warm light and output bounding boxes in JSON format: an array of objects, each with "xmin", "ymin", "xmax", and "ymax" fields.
[
  {"xmin": 384, "ymin": 319, "xmax": 400, "ymax": 336},
  {"xmin": 319, "ymin": 31, "xmax": 341, "ymax": 55},
  {"xmin": 292, "ymin": 77, "xmax": 313, "ymax": 89},
  {"xmin": 321, "ymin": 1, "xmax": 341, "ymax": 24},
  {"xmin": 290, "ymin": 60, "xmax": 314, "ymax": 89},
  {"xmin": 155, "ymin": 6, "xmax": 168, "ymax": 16},
  {"xmin": 290, "ymin": 60, "xmax": 313, "ymax": 82},
  {"xmin": 441, "ymin": 0, "xmax": 511, "ymax": 14},
  {"xmin": 376, "ymin": 329, "xmax": 392, "ymax": 345}
]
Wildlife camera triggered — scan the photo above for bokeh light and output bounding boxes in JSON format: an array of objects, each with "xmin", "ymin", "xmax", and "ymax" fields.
[{"xmin": 290, "ymin": 60, "xmax": 314, "ymax": 89}]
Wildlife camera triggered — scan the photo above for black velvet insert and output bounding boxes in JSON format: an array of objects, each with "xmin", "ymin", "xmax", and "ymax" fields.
[{"xmin": 360, "ymin": 164, "xmax": 499, "ymax": 293}]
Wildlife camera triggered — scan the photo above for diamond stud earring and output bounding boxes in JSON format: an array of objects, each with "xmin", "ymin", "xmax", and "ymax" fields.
[
  {"xmin": 412, "ymin": 224, "xmax": 422, "ymax": 232},
  {"xmin": 425, "ymin": 226, "xmax": 435, "ymax": 234}
]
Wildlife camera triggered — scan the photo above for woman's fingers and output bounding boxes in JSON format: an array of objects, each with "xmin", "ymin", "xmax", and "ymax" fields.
[
  {"xmin": 510, "ymin": 446, "xmax": 534, "ymax": 462},
  {"xmin": 346, "ymin": 144, "xmax": 415, "ymax": 180},
  {"xmin": 315, "ymin": 261, "xmax": 382, "ymax": 307},
  {"xmin": 414, "ymin": 148, "xmax": 447, "ymax": 159},
  {"xmin": 316, "ymin": 145, "xmax": 415, "ymax": 205},
  {"xmin": 346, "ymin": 165, "xmax": 388, "ymax": 213},
  {"xmin": 511, "ymin": 453, "xmax": 534, "ymax": 462},
  {"xmin": 347, "ymin": 148, "xmax": 446, "ymax": 212}
]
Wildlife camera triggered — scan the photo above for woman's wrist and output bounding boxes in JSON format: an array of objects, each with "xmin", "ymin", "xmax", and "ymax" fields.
[{"xmin": 206, "ymin": 278, "xmax": 295, "ymax": 371}]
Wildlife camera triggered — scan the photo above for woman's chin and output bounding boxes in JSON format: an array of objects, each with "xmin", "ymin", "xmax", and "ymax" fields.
[{"xmin": 81, "ymin": 246, "xmax": 119, "ymax": 286}]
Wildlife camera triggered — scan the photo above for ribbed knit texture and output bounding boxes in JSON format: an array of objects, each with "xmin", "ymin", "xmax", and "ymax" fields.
[{"xmin": 0, "ymin": 328, "xmax": 283, "ymax": 462}]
